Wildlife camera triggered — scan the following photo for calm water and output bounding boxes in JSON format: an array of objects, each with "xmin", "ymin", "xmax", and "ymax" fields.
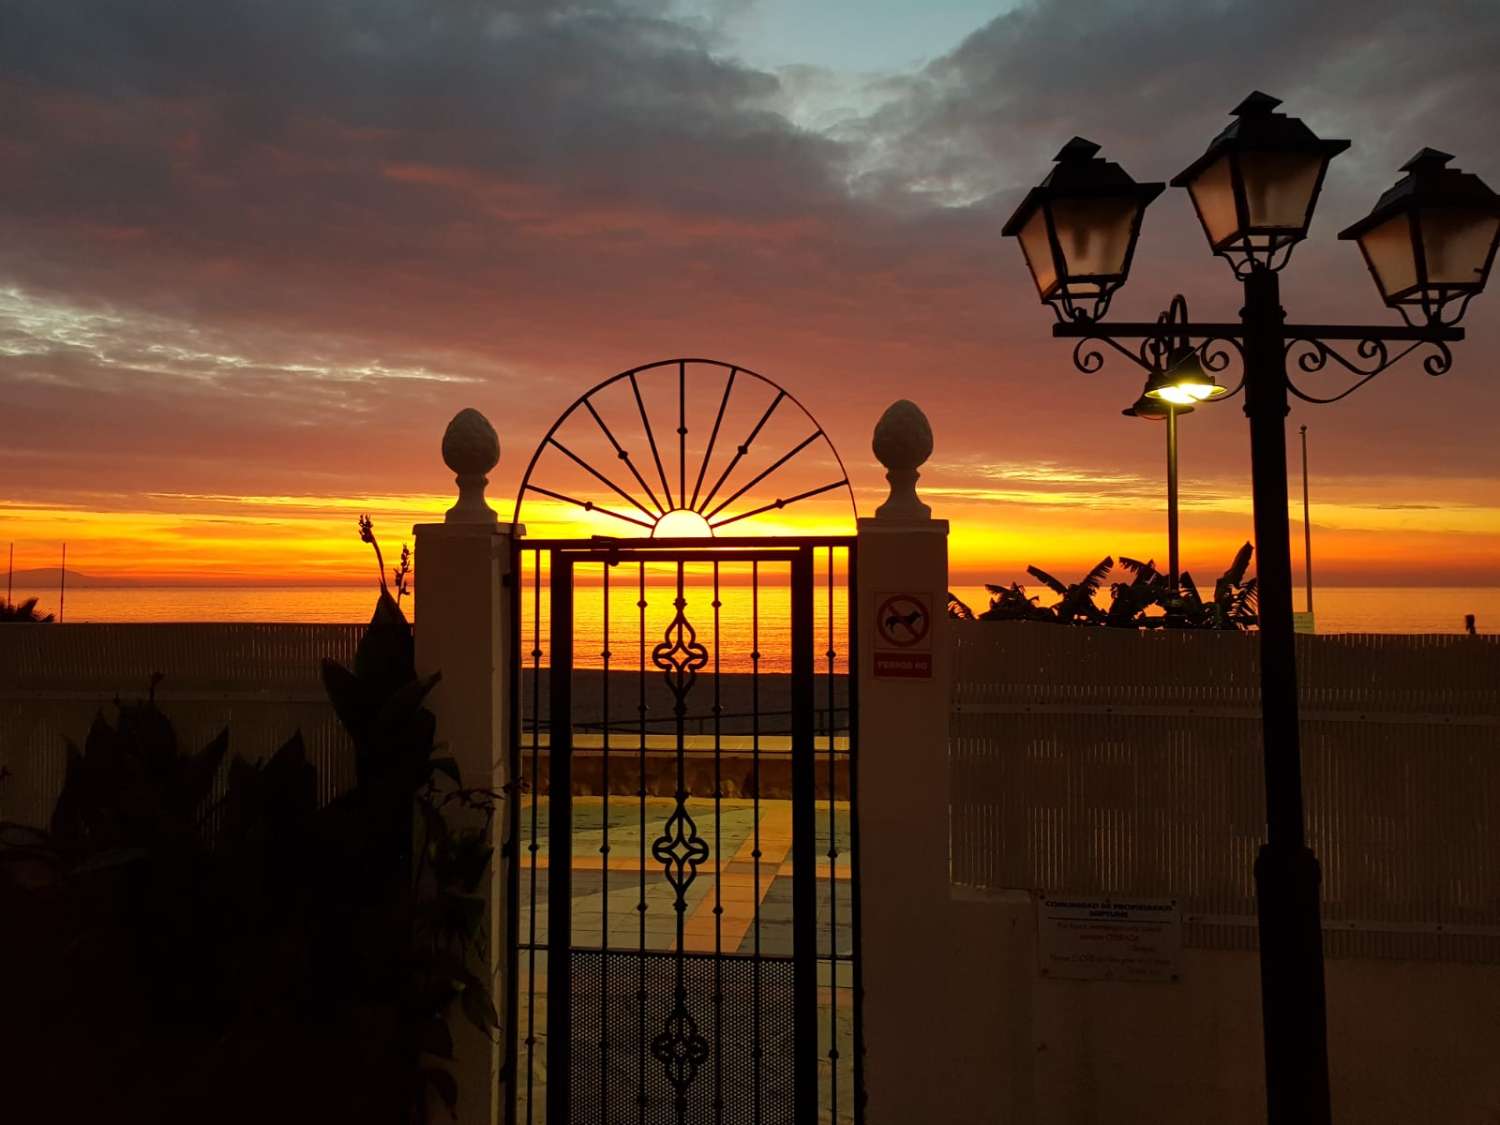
[{"xmin": 11, "ymin": 582, "xmax": 1496, "ymax": 657}]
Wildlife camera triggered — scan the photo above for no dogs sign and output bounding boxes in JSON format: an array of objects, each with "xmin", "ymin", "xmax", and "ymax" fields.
[{"xmin": 873, "ymin": 591, "xmax": 933, "ymax": 678}]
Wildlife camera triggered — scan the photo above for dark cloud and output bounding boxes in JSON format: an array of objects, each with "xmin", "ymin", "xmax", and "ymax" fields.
[{"xmin": 1, "ymin": 0, "xmax": 1498, "ymax": 517}]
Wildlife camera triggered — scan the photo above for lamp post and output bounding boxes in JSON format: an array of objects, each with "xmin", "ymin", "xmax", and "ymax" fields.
[
  {"xmin": 1121, "ymin": 394, "xmax": 1190, "ymax": 587},
  {"xmin": 1119, "ymin": 297, "xmax": 1221, "ymax": 589},
  {"xmin": 1004, "ymin": 93, "xmax": 1500, "ymax": 1125}
]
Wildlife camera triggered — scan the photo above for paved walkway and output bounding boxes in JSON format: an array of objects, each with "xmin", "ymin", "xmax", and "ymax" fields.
[
  {"xmin": 514, "ymin": 796, "xmax": 858, "ymax": 1121},
  {"xmin": 518, "ymin": 796, "xmax": 854, "ymax": 959}
]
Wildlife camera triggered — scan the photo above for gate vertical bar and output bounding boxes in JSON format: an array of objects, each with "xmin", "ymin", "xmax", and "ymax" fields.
[
  {"xmin": 546, "ymin": 552, "xmax": 574, "ymax": 1125},
  {"xmin": 712, "ymin": 559, "xmax": 725, "ymax": 1125},
  {"xmin": 750, "ymin": 562, "xmax": 763, "ymax": 1124},
  {"xmin": 599, "ymin": 562, "xmax": 612, "ymax": 1117},
  {"xmin": 790, "ymin": 545, "xmax": 819, "ymax": 1117},
  {"xmin": 525, "ymin": 553, "xmax": 545, "ymax": 1123},
  {"xmin": 637, "ymin": 560, "xmax": 648, "ymax": 1124},
  {"xmin": 847, "ymin": 542, "xmax": 865, "ymax": 1123},
  {"xmin": 825, "ymin": 545, "xmax": 839, "ymax": 1125},
  {"xmin": 503, "ymin": 544, "xmax": 523, "ymax": 1125}
]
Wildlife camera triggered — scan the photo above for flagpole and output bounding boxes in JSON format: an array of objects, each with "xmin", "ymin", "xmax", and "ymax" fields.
[{"xmin": 59, "ymin": 543, "xmax": 67, "ymax": 624}]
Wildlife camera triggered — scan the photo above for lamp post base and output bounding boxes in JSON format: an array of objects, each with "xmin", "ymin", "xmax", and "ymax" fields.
[{"xmin": 1255, "ymin": 841, "xmax": 1332, "ymax": 1125}]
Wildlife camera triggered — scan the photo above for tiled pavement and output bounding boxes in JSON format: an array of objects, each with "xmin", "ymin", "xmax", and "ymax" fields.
[
  {"xmin": 518, "ymin": 796, "xmax": 854, "ymax": 958},
  {"xmin": 514, "ymin": 796, "xmax": 858, "ymax": 1123}
]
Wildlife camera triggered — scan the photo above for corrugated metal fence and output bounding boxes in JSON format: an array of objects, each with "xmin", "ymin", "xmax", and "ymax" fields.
[
  {"xmin": 950, "ymin": 624, "xmax": 1500, "ymax": 962},
  {"xmin": 0, "ymin": 623, "xmax": 365, "ymax": 827}
]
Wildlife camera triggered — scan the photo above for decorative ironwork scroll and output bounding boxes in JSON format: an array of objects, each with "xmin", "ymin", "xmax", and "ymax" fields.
[
  {"xmin": 1284, "ymin": 334, "xmax": 1453, "ymax": 403},
  {"xmin": 652, "ymin": 594, "xmax": 709, "ymax": 716},
  {"xmin": 1053, "ymin": 289, "xmax": 1462, "ymax": 410},
  {"xmin": 652, "ymin": 799, "xmax": 710, "ymax": 901},
  {"xmin": 651, "ymin": 999, "xmax": 712, "ymax": 1106}
]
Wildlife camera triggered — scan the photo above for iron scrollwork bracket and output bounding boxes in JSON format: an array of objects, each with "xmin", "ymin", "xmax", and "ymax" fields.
[
  {"xmin": 1069, "ymin": 331, "xmax": 1157, "ymax": 376},
  {"xmin": 1053, "ymin": 301, "xmax": 1464, "ymax": 407},
  {"xmin": 1283, "ymin": 331, "xmax": 1454, "ymax": 404},
  {"xmin": 1068, "ymin": 330, "xmax": 1246, "ymax": 384},
  {"xmin": 1057, "ymin": 294, "xmax": 1248, "ymax": 395}
]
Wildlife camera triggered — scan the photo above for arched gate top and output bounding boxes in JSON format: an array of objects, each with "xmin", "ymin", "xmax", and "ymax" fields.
[{"xmin": 513, "ymin": 358, "xmax": 857, "ymax": 535}]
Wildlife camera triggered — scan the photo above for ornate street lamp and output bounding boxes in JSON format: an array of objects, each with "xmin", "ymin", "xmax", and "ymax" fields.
[
  {"xmin": 1118, "ymin": 294, "xmax": 1216, "ymax": 590},
  {"xmin": 1000, "ymin": 136, "xmax": 1164, "ymax": 322},
  {"xmin": 1122, "ymin": 392, "xmax": 1191, "ymax": 419},
  {"xmin": 1004, "ymin": 93, "xmax": 1496, "ymax": 1125},
  {"xmin": 1172, "ymin": 91, "xmax": 1350, "ymax": 274},
  {"xmin": 1143, "ymin": 349, "xmax": 1229, "ymax": 405},
  {"xmin": 1339, "ymin": 148, "xmax": 1500, "ymax": 327}
]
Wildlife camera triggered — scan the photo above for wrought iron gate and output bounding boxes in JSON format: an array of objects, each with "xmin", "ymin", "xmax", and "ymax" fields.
[
  {"xmin": 505, "ymin": 358, "xmax": 863, "ymax": 1124},
  {"xmin": 508, "ymin": 537, "xmax": 860, "ymax": 1124}
]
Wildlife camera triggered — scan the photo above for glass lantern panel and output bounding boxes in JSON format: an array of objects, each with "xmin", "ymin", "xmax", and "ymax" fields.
[
  {"xmin": 1185, "ymin": 155, "xmax": 1240, "ymax": 246},
  {"xmin": 1417, "ymin": 207, "xmax": 1500, "ymax": 287},
  {"xmin": 1017, "ymin": 208, "xmax": 1058, "ymax": 297},
  {"xmin": 1049, "ymin": 196, "xmax": 1139, "ymax": 279},
  {"xmin": 1240, "ymin": 150, "xmax": 1325, "ymax": 232},
  {"xmin": 1357, "ymin": 214, "xmax": 1418, "ymax": 298}
]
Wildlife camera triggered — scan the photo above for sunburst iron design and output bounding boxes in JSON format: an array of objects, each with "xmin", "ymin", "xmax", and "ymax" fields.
[{"xmin": 512, "ymin": 358, "xmax": 856, "ymax": 535}]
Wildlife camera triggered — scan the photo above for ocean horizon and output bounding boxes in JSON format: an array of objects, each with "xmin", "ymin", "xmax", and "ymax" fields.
[{"xmin": 8, "ymin": 583, "xmax": 1497, "ymax": 638}]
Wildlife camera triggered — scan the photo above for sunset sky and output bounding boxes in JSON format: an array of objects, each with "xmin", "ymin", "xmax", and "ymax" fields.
[{"xmin": 3, "ymin": 0, "xmax": 1498, "ymax": 589}]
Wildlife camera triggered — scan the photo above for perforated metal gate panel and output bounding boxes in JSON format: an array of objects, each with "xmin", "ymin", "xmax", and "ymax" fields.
[{"xmin": 568, "ymin": 951, "xmax": 796, "ymax": 1125}]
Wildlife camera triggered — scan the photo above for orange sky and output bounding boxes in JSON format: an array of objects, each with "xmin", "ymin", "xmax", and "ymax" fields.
[
  {"xmin": 6, "ymin": 459, "xmax": 1498, "ymax": 590},
  {"xmin": 2, "ymin": 1, "xmax": 1498, "ymax": 590}
]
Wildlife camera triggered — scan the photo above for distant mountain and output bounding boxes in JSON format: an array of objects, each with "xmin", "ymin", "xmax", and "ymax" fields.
[{"xmin": 6, "ymin": 568, "xmax": 147, "ymax": 588}]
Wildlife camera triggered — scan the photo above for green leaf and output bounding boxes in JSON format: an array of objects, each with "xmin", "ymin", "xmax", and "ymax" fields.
[
  {"xmin": 448, "ymin": 893, "xmax": 487, "ymax": 933},
  {"xmin": 354, "ymin": 592, "xmax": 416, "ymax": 695},
  {"xmin": 1025, "ymin": 565, "xmax": 1068, "ymax": 596},
  {"xmin": 1080, "ymin": 557, "xmax": 1114, "ymax": 595},
  {"xmin": 182, "ymin": 727, "xmax": 231, "ymax": 812},
  {"xmin": 374, "ymin": 671, "xmax": 442, "ymax": 731},
  {"xmin": 460, "ymin": 978, "xmax": 500, "ymax": 1034},
  {"xmin": 320, "ymin": 659, "xmax": 370, "ymax": 733},
  {"xmin": 422, "ymin": 1066, "xmax": 459, "ymax": 1112},
  {"xmin": 1221, "ymin": 541, "xmax": 1254, "ymax": 586},
  {"xmin": 421, "ymin": 1016, "xmax": 455, "ymax": 1060}
]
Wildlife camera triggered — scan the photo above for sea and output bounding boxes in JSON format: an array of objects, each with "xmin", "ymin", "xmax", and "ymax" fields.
[{"xmin": 9, "ymin": 582, "xmax": 1496, "ymax": 656}]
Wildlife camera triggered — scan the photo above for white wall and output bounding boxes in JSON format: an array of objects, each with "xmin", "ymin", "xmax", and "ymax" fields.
[
  {"xmin": 930, "ymin": 886, "xmax": 1500, "ymax": 1124},
  {"xmin": 861, "ymin": 622, "xmax": 1500, "ymax": 1123}
]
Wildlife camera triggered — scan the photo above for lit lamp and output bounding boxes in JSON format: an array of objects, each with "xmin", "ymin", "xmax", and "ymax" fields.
[
  {"xmin": 1001, "ymin": 137, "xmax": 1164, "ymax": 321},
  {"xmin": 1339, "ymin": 149, "xmax": 1500, "ymax": 326},
  {"xmin": 1171, "ymin": 91, "xmax": 1350, "ymax": 272},
  {"xmin": 1143, "ymin": 348, "xmax": 1229, "ymax": 405},
  {"xmin": 1122, "ymin": 394, "xmax": 1191, "ymax": 419}
]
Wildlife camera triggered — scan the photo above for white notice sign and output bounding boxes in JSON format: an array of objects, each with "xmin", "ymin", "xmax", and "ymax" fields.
[{"xmin": 1037, "ymin": 895, "xmax": 1182, "ymax": 982}]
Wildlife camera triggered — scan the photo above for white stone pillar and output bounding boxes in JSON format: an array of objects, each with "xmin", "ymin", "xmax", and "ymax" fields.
[
  {"xmin": 414, "ymin": 408, "xmax": 518, "ymax": 1125},
  {"xmin": 857, "ymin": 400, "xmax": 959, "ymax": 1123}
]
